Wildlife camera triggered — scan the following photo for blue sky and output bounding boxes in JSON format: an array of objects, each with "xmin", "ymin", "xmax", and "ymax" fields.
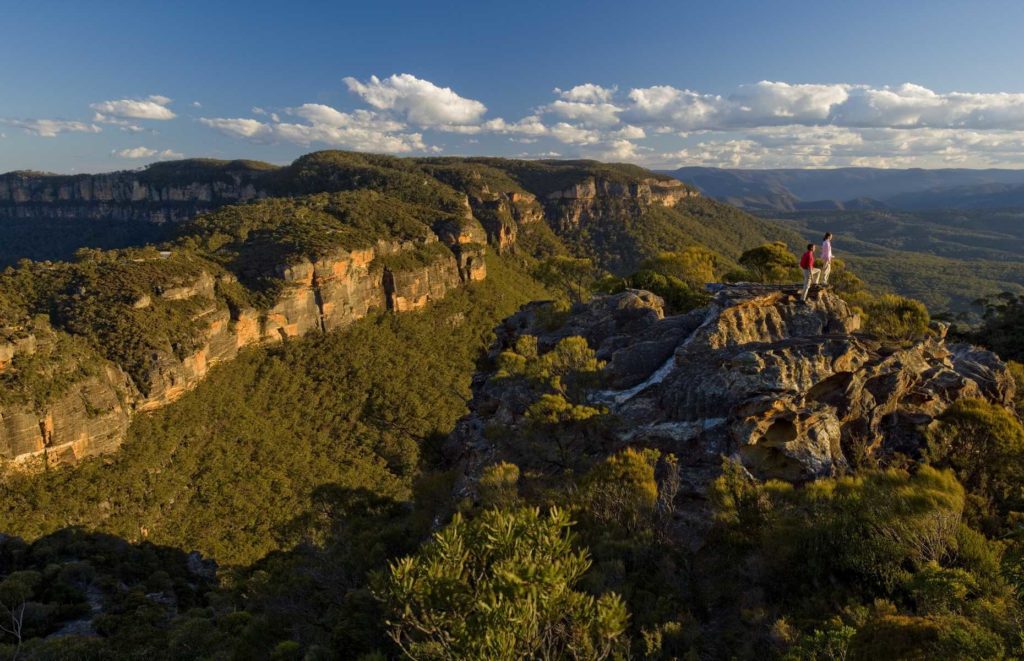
[{"xmin": 5, "ymin": 0, "xmax": 1024, "ymax": 172}]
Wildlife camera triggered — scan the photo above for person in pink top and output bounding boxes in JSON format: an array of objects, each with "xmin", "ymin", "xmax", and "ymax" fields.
[{"xmin": 820, "ymin": 232, "xmax": 834, "ymax": 286}]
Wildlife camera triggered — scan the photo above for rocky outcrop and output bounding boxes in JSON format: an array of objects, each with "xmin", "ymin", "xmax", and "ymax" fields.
[
  {"xmin": 449, "ymin": 284, "xmax": 1015, "ymax": 499},
  {"xmin": 0, "ymin": 238, "xmax": 486, "ymax": 468},
  {"xmin": 465, "ymin": 189, "xmax": 547, "ymax": 254}
]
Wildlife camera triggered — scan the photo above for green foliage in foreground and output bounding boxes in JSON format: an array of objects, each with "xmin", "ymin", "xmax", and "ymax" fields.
[
  {"xmin": 0, "ymin": 255, "xmax": 551, "ymax": 566},
  {"xmin": 376, "ymin": 507, "xmax": 629, "ymax": 660},
  {"xmin": 704, "ymin": 462, "xmax": 1022, "ymax": 659}
]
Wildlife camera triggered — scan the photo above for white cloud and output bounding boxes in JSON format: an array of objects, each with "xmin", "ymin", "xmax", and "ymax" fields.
[
  {"xmin": 546, "ymin": 100, "xmax": 622, "ymax": 127},
  {"xmin": 199, "ymin": 117, "xmax": 274, "ymax": 140},
  {"xmin": 200, "ymin": 103, "xmax": 427, "ymax": 153},
  {"xmin": 113, "ymin": 146, "xmax": 157, "ymax": 158},
  {"xmin": 549, "ymin": 122, "xmax": 601, "ymax": 144},
  {"xmin": 191, "ymin": 101, "xmax": 202, "ymax": 108},
  {"xmin": 113, "ymin": 146, "xmax": 184, "ymax": 160},
  {"xmin": 555, "ymin": 83, "xmax": 617, "ymax": 104},
  {"xmin": 611, "ymin": 125, "xmax": 646, "ymax": 139},
  {"xmin": 91, "ymin": 95, "xmax": 176, "ymax": 121},
  {"xmin": 481, "ymin": 115, "xmax": 548, "ymax": 136},
  {"xmin": 343, "ymin": 73, "xmax": 487, "ymax": 127},
  {"xmin": 612, "ymin": 81, "xmax": 1024, "ymax": 133},
  {"xmin": 5, "ymin": 119, "xmax": 102, "ymax": 137}
]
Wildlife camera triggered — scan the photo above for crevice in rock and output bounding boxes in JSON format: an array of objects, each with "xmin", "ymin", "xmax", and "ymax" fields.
[
  {"xmin": 310, "ymin": 273, "xmax": 327, "ymax": 333},
  {"xmin": 382, "ymin": 268, "xmax": 396, "ymax": 312}
]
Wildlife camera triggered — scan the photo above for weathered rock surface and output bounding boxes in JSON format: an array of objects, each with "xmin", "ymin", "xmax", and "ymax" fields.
[{"xmin": 449, "ymin": 284, "xmax": 1015, "ymax": 499}]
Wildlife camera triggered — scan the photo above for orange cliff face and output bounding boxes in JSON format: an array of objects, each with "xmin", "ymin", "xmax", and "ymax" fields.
[{"xmin": 0, "ymin": 238, "xmax": 487, "ymax": 469}]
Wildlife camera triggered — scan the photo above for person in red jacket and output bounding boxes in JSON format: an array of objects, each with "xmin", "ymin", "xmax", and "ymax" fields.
[{"xmin": 800, "ymin": 243, "xmax": 820, "ymax": 302}]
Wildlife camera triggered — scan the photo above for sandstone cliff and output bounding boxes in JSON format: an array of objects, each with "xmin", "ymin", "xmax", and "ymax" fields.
[
  {"xmin": 448, "ymin": 284, "xmax": 1015, "ymax": 503},
  {"xmin": 543, "ymin": 176, "xmax": 698, "ymax": 231},
  {"xmin": 0, "ymin": 236, "xmax": 486, "ymax": 467}
]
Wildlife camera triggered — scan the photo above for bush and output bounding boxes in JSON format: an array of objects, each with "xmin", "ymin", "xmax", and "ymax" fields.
[
  {"xmin": 375, "ymin": 507, "xmax": 629, "ymax": 660},
  {"xmin": 925, "ymin": 398, "xmax": 1024, "ymax": 527},
  {"xmin": 971, "ymin": 292, "xmax": 1024, "ymax": 362},
  {"xmin": 638, "ymin": 246, "xmax": 722, "ymax": 288},
  {"xmin": 736, "ymin": 242, "xmax": 801, "ymax": 284},
  {"xmin": 850, "ymin": 614, "xmax": 1004, "ymax": 660},
  {"xmin": 864, "ymin": 294, "xmax": 930, "ymax": 341},
  {"xmin": 478, "ymin": 462, "xmax": 521, "ymax": 509},
  {"xmin": 578, "ymin": 448, "xmax": 660, "ymax": 533}
]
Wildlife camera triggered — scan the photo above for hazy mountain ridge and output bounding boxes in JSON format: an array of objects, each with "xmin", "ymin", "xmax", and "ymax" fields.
[{"xmin": 664, "ymin": 165, "xmax": 1024, "ymax": 211}]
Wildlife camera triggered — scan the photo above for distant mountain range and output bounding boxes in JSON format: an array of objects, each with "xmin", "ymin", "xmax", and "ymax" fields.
[{"xmin": 661, "ymin": 166, "xmax": 1024, "ymax": 212}]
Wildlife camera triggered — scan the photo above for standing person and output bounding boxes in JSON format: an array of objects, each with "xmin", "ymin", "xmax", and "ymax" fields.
[
  {"xmin": 820, "ymin": 232, "xmax": 834, "ymax": 286},
  {"xmin": 800, "ymin": 243, "xmax": 820, "ymax": 302}
]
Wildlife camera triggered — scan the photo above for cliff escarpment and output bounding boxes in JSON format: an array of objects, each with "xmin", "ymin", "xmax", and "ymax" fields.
[
  {"xmin": 0, "ymin": 159, "xmax": 277, "ymax": 223},
  {"xmin": 0, "ymin": 189, "xmax": 486, "ymax": 467}
]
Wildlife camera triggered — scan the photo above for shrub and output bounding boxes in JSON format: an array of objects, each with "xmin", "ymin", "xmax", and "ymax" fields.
[
  {"xmin": 864, "ymin": 294, "xmax": 930, "ymax": 341},
  {"xmin": 478, "ymin": 462, "xmax": 521, "ymax": 509},
  {"xmin": 850, "ymin": 614, "xmax": 1004, "ymax": 660},
  {"xmin": 925, "ymin": 398, "xmax": 1024, "ymax": 527},
  {"xmin": 375, "ymin": 507, "xmax": 630, "ymax": 660},
  {"xmin": 578, "ymin": 448, "xmax": 661, "ymax": 533},
  {"xmin": 736, "ymin": 242, "xmax": 801, "ymax": 284},
  {"xmin": 638, "ymin": 246, "xmax": 722, "ymax": 288}
]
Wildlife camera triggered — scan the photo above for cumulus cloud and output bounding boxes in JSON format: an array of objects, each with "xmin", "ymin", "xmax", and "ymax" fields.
[
  {"xmin": 91, "ymin": 95, "xmax": 176, "ymax": 121},
  {"xmin": 113, "ymin": 146, "xmax": 184, "ymax": 159},
  {"xmin": 548, "ymin": 122, "xmax": 602, "ymax": 144},
  {"xmin": 481, "ymin": 116, "xmax": 549, "ymax": 136},
  {"xmin": 113, "ymin": 146, "xmax": 157, "ymax": 158},
  {"xmin": 555, "ymin": 83, "xmax": 617, "ymax": 104},
  {"xmin": 200, "ymin": 103, "xmax": 427, "ymax": 153},
  {"xmin": 199, "ymin": 117, "xmax": 273, "ymax": 140},
  {"xmin": 186, "ymin": 76, "xmax": 1024, "ymax": 167},
  {"xmin": 5, "ymin": 119, "xmax": 102, "ymax": 137},
  {"xmin": 344, "ymin": 73, "xmax": 487, "ymax": 127},
  {"xmin": 554, "ymin": 81, "xmax": 1024, "ymax": 133},
  {"xmin": 547, "ymin": 99, "xmax": 622, "ymax": 127}
]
